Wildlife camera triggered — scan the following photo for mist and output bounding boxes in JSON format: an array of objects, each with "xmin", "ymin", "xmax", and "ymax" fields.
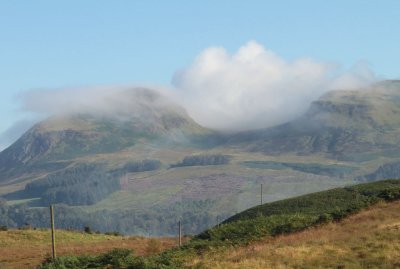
[
  {"xmin": 172, "ymin": 41, "xmax": 376, "ymax": 131},
  {"xmin": 0, "ymin": 86, "xmax": 179, "ymax": 151},
  {"xmin": 18, "ymin": 85, "xmax": 180, "ymax": 118},
  {"xmin": 0, "ymin": 41, "xmax": 377, "ymax": 151},
  {"xmin": 0, "ymin": 119, "xmax": 36, "ymax": 151}
]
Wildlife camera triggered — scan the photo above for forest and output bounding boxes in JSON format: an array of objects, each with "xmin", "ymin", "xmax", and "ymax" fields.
[
  {"xmin": 0, "ymin": 197, "xmax": 230, "ymax": 236},
  {"xmin": 171, "ymin": 154, "xmax": 231, "ymax": 167},
  {"xmin": 10, "ymin": 160, "xmax": 162, "ymax": 206}
]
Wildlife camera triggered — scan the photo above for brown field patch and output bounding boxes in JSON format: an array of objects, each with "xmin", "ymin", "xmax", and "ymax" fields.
[{"xmin": 0, "ymin": 230, "xmax": 177, "ymax": 269}]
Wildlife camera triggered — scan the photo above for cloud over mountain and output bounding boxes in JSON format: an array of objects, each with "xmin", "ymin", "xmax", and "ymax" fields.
[
  {"xmin": 0, "ymin": 41, "xmax": 377, "ymax": 151},
  {"xmin": 172, "ymin": 41, "xmax": 376, "ymax": 131}
]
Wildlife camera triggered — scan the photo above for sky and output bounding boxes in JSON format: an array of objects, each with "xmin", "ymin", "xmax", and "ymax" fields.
[{"xmin": 0, "ymin": 0, "xmax": 399, "ymax": 150}]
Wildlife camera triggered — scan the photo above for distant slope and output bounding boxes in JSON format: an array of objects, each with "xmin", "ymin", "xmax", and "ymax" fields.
[
  {"xmin": 358, "ymin": 161, "xmax": 400, "ymax": 182},
  {"xmin": 230, "ymin": 80, "xmax": 400, "ymax": 160}
]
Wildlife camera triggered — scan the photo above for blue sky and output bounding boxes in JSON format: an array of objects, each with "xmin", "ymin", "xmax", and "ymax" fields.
[{"xmin": 0, "ymin": 0, "xmax": 399, "ymax": 149}]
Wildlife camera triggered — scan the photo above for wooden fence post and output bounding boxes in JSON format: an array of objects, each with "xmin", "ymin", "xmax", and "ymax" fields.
[
  {"xmin": 178, "ymin": 220, "xmax": 182, "ymax": 247},
  {"xmin": 50, "ymin": 205, "xmax": 56, "ymax": 260}
]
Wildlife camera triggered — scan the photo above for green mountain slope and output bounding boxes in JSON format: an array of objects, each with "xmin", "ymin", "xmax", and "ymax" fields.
[
  {"xmin": 0, "ymin": 88, "xmax": 215, "ymax": 177},
  {"xmin": 231, "ymin": 80, "xmax": 400, "ymax": 160}
]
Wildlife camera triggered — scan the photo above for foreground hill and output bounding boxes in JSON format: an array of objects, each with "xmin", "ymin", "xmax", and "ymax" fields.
[
  {"xmin": 195, "ymin": 179, "xmax": 400, "ymax": 244},
  {"xmin": 37, "ymin": 179, "xmax": 400, "ymax": 269},
  {"xmin": 190, "ymin": 200, "xmax": 400, "ymax": 269},
  {"xmin": 2, "ymin": 82, "xmax": 400, "ymax": 235}
]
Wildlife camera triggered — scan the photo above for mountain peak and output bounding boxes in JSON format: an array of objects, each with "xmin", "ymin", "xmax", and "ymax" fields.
[
  {"xmin": 36, "ymin": 87, "xmax": 190, "ymax": 132},
  {"xmin": 0, "ymin": 88, "xmax": 212, "ymax": 172}
]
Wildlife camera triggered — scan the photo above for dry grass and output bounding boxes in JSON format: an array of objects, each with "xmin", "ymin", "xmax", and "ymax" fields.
[
  {"xmin": 190, "ymin": 201, "xmax": 400, "ymax": 269},
  {"xmin": 0, "ymin": 229, "xmax": 177, "ymax": 269}
]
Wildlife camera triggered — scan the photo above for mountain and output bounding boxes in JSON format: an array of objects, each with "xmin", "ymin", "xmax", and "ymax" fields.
[
  {"xmin": 2, "ymin": 81, "xmax": 400, "ymax": 236},
  {"xmin": 0, "ymin": 88, "xmax": 217, "ymax": 182},
  {"xmin": 231, "ymin": 80, "xmax": 400, "ymax": 160}
]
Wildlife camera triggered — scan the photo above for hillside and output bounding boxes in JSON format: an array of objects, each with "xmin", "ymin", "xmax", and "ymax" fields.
[
  {"xmin": 36, "ymin": 179, "xmax": 400, "ymax": 269},
  {"xmin": 0, "ymin": 88, "xmax": 216, "ymax": 182},
  {"xmin": 195, "ymin": 179, "xmax": 400, "ymax": 243},
  {"xmin": 190, "ymin": 200, "xmax": 400, "ymax": 269},
  {"xmin": 2, "ymin": 82, "xmax": 400, "ymax": 235},
  {"xmin": 231, "ymin": 80, "xmax": 400, "ymax": 160}
]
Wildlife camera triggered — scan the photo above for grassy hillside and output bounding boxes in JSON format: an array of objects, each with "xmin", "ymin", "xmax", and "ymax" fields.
[
  {"xmin": 36, "ymin": 179, "xmax": 400, "ymax": 269},
  {"xmin": 190, "ymin": 200, "xmax": 400, "ymax": 269},
  {"xmin": 195, "ymin": 179, "xmax": 400, "ymax": 245},
  {"xmin": 231, "ymin": 80, "xmax": 400, "ymax": 160}
]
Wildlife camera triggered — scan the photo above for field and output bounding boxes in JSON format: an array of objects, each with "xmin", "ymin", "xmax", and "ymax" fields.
[{"xmin": 0, "ymin": 229, "xmax": 177, "ymax": 269}]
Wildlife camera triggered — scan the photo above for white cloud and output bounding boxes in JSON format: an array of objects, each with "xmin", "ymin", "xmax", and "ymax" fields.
[
  {"xmin": 18, "ymin": 85, "xmax": 178, "ymax": 118},
  {"xmin": 0, "ymin": 41, "xmax": 378, "ymax": 150},
  {"xmin": 0, "ymin": 85, "xmax": 179, "ymax": 150},
  {"xmin": 172, "ymin": 41, "xmax": 376, "ymax": 131}
]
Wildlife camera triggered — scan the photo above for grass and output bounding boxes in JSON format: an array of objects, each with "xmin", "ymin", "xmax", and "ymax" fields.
[
  {"xmin": 86, "ymin": 184, "xmax": 184, "ymax": 212},
  {"xmin": 0, "ymin": 229, "xmax": 177, "ymax": 269},
  {"xmin": 85, "ymin": 162, "xmax": 353, "ymax": 215},
  {"xmin": 242, "ymin": 160, "xmax": 358, "ymax": 177},
  {"xmin": 189, "ymin": 200, "xmax": 400, "ymax": 269},
  {"xmin": 6, "ymin": 197, "xmax": 40, "ymax": 206},
  {"xmin": 35, "ymin": 199, "xmax": 400, "ymax": 269},
  {"xmin": 191, "ymin": 180, "xmax": 400, "ymax": 244}
]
